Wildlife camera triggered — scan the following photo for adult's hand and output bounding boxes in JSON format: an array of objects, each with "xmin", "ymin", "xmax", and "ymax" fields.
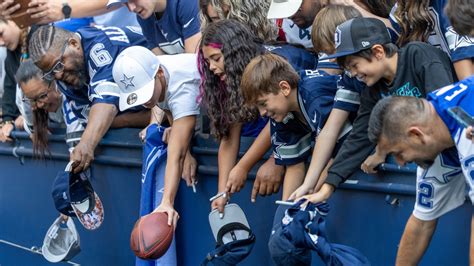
[
  {"xmin": 211, "ymin": 196, "xmax": 228, "ymax": 218},
  {"xmin": 0, "ymin": 0, "xmax": 20, "ymax": 19},
  {"xmin": 0, "ymin": 123, "xmax": 14, "ymax": 142},
  {"xmin": 182, "ymin": 151, "xmax": 197, "ymax": 187},
  {"xmin": 251, "ymin": 157, "xmax": 284, "ymax": 202},
  {"xmin": 27, "ymin": 0, "xmax": 64, "ymax": 24},
  {"xmin": 154, "ymin": 202, "xmax": 179, "ymax": 229},
  {"xmin": 296, "ymin": 183, "xmax": 335, "ymax": 209},
  {"xmin": 70, "ymin": 141, "xmax": 94, "ymax": 173}
]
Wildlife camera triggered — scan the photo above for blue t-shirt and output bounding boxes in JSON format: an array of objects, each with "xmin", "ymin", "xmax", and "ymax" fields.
[
  {"xmin": 77, "ymin": 26, "xmax": 151, "ymax": 108},
  {"xmin": 389, "ymin": 0, "xmax": 474, "ymax": 62},
  {"xmin": 137, "ymin": 0, "xmax": 201, "ymax": 54},
  {"xmin": 429, "ymin": 76, "xmax": 474, "ymax": 141}
]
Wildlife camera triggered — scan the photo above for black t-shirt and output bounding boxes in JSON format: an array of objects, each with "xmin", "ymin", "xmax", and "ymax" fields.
[{"xmin": 325, "ymin": 42, "xmax": 457, "ymax": 187}]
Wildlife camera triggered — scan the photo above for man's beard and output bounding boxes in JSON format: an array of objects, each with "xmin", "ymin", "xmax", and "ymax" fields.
[{"xmin": 66, "ymin": 58, "xmax": 89, "ymax": 89}]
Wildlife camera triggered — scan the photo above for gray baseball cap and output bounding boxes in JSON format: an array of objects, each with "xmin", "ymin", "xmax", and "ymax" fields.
[
  {"xmin": 42, "ymin": 216, "xmax": 80, "ymax": 263},
  {"xmin": 321, "ymin": 17, "xmax": 392, "ymax": 60}
]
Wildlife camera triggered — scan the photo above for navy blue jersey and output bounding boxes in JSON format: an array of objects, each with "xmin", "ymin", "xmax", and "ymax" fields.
[
  {"xmin": 266, "ymin": 44, "xmax": 318, "ymax": 71},
  {"xmin": 271, "ymin": 70, "xmax": 342, "ymax": 165},
  {"xmin": 334, "ymin": 74, "xmax": 365, "ymax": 114},
  {"xmin": 137, "ymin": 0, "xmax": 200, "ymax": 54},
  {"xmin": 389, "ymin": 0, "xmax": 474, "ymax": 62},
  {"xmin": 77, "ymin": 26, "xmax": 151, "ymax": 108}
]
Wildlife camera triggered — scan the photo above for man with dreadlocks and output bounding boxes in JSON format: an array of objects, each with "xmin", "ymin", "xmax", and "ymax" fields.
[{"xmin": 29, "ymin": 25, "xmax": 152, "ymax": 173}]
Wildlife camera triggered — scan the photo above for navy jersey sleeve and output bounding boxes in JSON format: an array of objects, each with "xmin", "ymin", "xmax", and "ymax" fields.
[
  {"xmin": 176, "ymin": 0, "xmax": 201, "ymax": 39},
  {"xmin": 333, "ymin": 74, "xmax": 364, "ymax": 113},
  {"xmin": 297, "ymin": 70, "xmax": 340, "ymax": 133},
  {"xmin": 266, "ymin": 44, "xmax": 318, "ymax": 71},
  {"xmin": 79, "ymin": 26, "xmax": 149, "ymax": 108}
]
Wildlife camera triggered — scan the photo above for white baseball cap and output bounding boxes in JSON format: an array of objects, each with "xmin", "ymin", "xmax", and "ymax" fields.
[
  {"xmin": 106, "ymin": 0, "xmax": 127, "ymax": 8},
  {"xmin": 42, "ymin": 216, "xmax": 80, "ymax": 263},
  {"xmin": 112, "ymin": 46, "xmax": 160, "ymax": 111},
  {"xmin": 267, "ymin": 0, "xmax": 303, "ymax": 19}
]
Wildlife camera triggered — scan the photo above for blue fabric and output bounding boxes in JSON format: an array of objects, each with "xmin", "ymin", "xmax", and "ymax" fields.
[
  {"xmin": 269, "ymin": 201, "xmax": 370, "ymax": 266},
  {"xmin": 202, "ymin": 231, "xmax": 256, "ymax": 266},
  {"xmin": 241, "ymin": 117, "xmax": 268, "ymax": 137},
  {"xmin": 54, "ymin": 18, "xmax": 93, "ymax": 32},
  {"xmin": 136, "ymin": 124, "xmax": 177, "ymax": 266},
  {"xmin": 137, "ymin": 0, "xmax": 201, "ymax": 54},
  {"xmin": 429, "ymin": 75, "xmax": 474, "ymax": 140}
]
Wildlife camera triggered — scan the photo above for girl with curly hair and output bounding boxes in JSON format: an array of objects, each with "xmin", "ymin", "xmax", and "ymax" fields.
[
  {"xmin": 199, "ymin": 0, "xmax": 278, "ymax": 42},
  {"xmin": 199, "ymin": 19, "xmax": 317, "ymax": 215},
  {"xmin": 392, "ymin": 0, "xmax": 474, "ymax": 80}
]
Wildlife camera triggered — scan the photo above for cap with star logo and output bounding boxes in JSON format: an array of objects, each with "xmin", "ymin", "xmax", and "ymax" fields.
[{"xmin": 112, "ymin": 46, "xmax": 161, "ymax": 111}]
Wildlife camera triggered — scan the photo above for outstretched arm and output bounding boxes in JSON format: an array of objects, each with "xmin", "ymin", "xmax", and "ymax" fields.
[
  {"xmin": 396, "ymin": 215, "xmax": 437, "ymax": 266},
  {"xmin": 155, "ymin": 115, "xmax": 196, "ymax": 228},
  {"xmin": 289, "ymin": 109, "xmax": 349, "ymax": 200},
  {"xmin": 71, "ymin": 103, "xmax": 118, "ymax": 173}
]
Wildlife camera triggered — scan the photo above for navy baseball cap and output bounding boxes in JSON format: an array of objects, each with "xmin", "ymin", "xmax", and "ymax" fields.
[
  {"xmin": 52, "ymin": 163, "xmax": 104, "ymax": 230},
  {"xmin": 321, "ymin": 17, "xmax": 391, "ymax": 60}
]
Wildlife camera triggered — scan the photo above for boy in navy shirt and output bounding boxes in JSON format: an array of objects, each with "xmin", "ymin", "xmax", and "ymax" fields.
[{"xmin": 241, "ymin": 53, "xmax": 359, "ymax": 199}]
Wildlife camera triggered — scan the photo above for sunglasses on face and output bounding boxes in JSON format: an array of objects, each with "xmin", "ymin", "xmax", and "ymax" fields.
[{"xmin": 42, "ymin": 40, "xmax": 69, "ymax": 82}]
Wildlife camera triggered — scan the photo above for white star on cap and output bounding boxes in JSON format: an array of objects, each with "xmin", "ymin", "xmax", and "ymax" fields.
[{"xmin": 120, "ymin": 74, "xmax": 135, "ymax": 89}]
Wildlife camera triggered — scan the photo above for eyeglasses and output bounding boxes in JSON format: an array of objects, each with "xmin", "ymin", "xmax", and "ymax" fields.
[
  {"xmin": 42, "ymin": 40, "xmax": 69, "ymax": 82},
  {"xmin": 22, "ymin": 80, "xmax": 55, "ymax": 104}
]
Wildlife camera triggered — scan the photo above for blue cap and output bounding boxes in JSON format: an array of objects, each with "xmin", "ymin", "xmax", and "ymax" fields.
[
  {"xmin": 51, "ymin": 163, "xmax": 104, "ymax": 230},
  {"xmin": 52, "ymin": 169, "xmax": 95, "ymax": 217},
  {"xmin": 321, "ymin": 17, "xmax": 391, "ymax": 60}
]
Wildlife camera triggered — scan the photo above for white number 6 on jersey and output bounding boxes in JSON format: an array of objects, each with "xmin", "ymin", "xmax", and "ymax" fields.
[{"xmin": 90, "ymin": 43, "xmax": 112, "ymax": 67}]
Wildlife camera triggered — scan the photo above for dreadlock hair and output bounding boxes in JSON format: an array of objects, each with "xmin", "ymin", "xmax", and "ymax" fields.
[
  {"xmin": 394, "ymin": 0, "xmax": 434, "ymax": 47},
  {"xmin": 15, "ymin": 59, "xmax": 51, "ymax": 158},
  {"xmin": 199, "ymin": 0, "xmax": 278, "ymax": 42},
  {"xmin": 29, "ymin": 25, "xmax": 74, "ymax": 64},
  {"xmin": 198, "ymin": 19, "xmax": 265, "ymax": 140}
]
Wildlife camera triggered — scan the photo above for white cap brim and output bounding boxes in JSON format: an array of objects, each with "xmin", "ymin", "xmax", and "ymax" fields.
[
  {"xmin": 118, "ymin": 77, "xmax": 155, "ymax": 111},
  {"xmin": 107, "ymin": 0, "xmax": 127, "ymax": 8},
  {"xmin": 267, "ymin": 0, "xmax": 302, "ymax": 19}
]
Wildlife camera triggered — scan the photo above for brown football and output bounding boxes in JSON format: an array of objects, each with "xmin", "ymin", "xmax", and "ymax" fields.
[{"xmin": 130, "ymin": 212, "xmax": 174, "ymax": 260}]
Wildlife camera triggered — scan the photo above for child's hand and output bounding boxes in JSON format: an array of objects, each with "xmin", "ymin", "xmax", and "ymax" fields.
[
  {"xmin": 211, "ymin": 196, "xmax": 229, "ymax": 219},
  {"xmin": 466, "ymin": 126, "xmax": 474, "ymax": 143},
  {"xmin": 296, "ymin": 183, "xmax": 335, "ymax": 209},
  {"xmin": 251, "ymin": 157, "xmax": 284, "ymax": 202},
  {"xmin": 226, "ymin": 164, "xmax": 248, "ymax": 194},
  {"xmin": 288, "ymin": 183, "xmax": 313, "ymax": 201},
  {"xmin": 361, "ymin": 150, "xmax": 386, "ymax": 174}
]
